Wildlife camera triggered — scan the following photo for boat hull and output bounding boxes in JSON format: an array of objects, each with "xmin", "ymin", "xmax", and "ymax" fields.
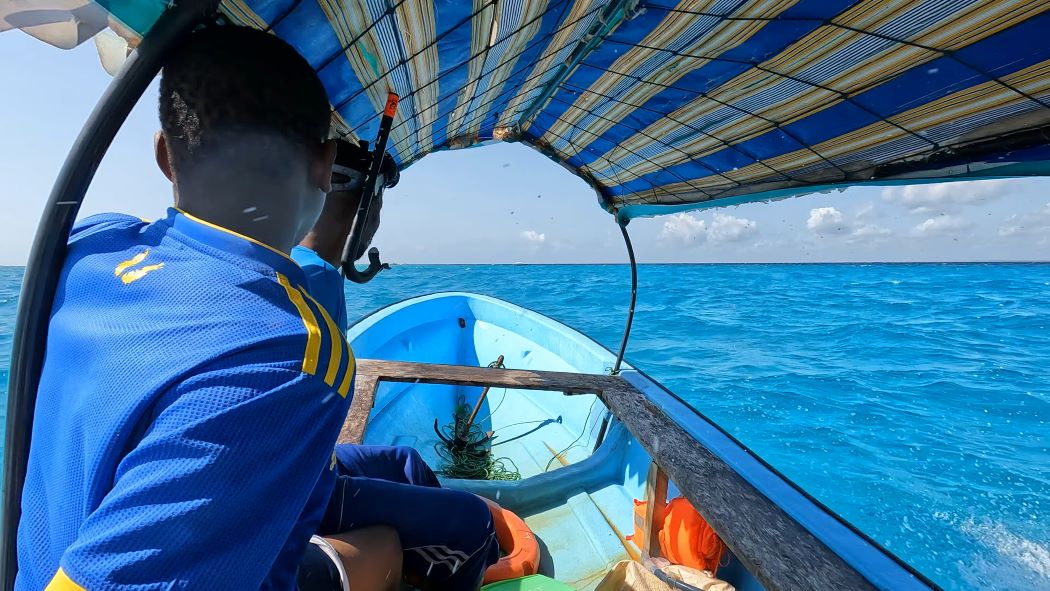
[
  {"xmin": 347, "ymin": 292, "xmax": 933, "ymax": 591},
  {"xmin": 347, "ymin": 292, "xmax": 759, "ymax": 590}
]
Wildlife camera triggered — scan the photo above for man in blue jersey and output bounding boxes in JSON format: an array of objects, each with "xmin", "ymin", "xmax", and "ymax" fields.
[
  {"xmin": 16, "ymin": 26, "xmax": 403, "ymax": 590},
  {"xmin": 295, "ymin": 140, "xmax": 500, "ymax": 591}
]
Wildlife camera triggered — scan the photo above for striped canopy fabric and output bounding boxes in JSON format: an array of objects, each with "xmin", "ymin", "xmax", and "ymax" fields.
[{"xmin": 7, "ymin": 0, "xmax": 1050, "ymax": 219}]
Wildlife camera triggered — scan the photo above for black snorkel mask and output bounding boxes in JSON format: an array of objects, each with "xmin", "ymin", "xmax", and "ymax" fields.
[
  {"xmin": 340, "ymin": 92, "xmax": 400, "ymax": 284},
  {"xmin": 331, "ymin": 145, "xmax": 399, "ymax": 194}
]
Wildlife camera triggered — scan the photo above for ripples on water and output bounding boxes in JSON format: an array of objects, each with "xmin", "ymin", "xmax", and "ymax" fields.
[{"xmin": 1, "ymin": 263, "xmax": 1047, "ymax": 590}]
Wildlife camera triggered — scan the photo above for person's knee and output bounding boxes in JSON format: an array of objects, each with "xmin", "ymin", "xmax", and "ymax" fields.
[
  {"xmin": 395, "ymin": 445, "xmax": 426, "ymax": 466},
  {"xmin": 326, "ymin": 525, "xmax": 402, "ymax": 591},
  {"xmin": 373, "ymin": 525, "xmax": 403, "ymax": 573},
  {"xmin": 471, "ymin": 495, "xmax": 496, "ymax": 534},
  {"xmin": 457, "ymin": 493, "xmax": 497, "ymax": 552}
]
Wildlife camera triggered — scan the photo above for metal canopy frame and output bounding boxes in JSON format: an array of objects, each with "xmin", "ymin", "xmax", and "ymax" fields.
[{"xmin": 1, "ymin": 1, "xmax": 220, "ymax": 586}]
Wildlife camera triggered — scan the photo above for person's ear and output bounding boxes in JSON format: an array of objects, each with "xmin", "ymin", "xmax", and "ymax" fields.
[
  {"xmin": 154, "ymin": 131, "xmax": 174, "ymax": 182},
  {"xmin": 312, "ymin": 139, "xmax": 338, "ymax": 193}
]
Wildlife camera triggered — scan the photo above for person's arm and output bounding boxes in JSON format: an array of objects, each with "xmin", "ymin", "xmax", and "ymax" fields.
[
  {"xmin": 295, "ymin": 189, "xmax": 383, "ymax": 333},
  {"xmin": 292, "ymin": 239, "xmax": 350, "ymax": 333},
  {"xmin": 300, "ymin": 194, "xmax": 360, "ymax": 267},
  {"xmin": 300, "ymin": 140, "xmax": 391, "ymax": 268},
  {"xmin": 48, "ymin": 344, "xmax": 351, "ymax": 590}
]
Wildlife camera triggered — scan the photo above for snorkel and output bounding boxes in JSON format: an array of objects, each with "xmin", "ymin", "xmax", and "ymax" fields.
[{"xmin": 341, "ymin": 92, "xmax": 399, "ymax": 283}]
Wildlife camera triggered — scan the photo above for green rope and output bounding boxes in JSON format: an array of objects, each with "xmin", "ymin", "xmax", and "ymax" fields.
[
  {"xmin": 436, "ymin": 402, "xmax": 521, "ymax": 481},
  {"xmin": 543, "ymin": 397, "xmax": 602, "ymax": 472}
]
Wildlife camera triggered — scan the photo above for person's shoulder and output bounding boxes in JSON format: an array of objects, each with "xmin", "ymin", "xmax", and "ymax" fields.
[
  {"xmin": 178, "ymin": 267, "xmax": 353, "ymax": 397},
  {"xmin": 260, "ymin": 270, "xmax": 354, "ymax": 395},
  {"xmin": 291, "ymin": 245, "xmax": 331, "ymax": 270},
  {"xmin": 69, "ymin": 212, "xmax": 148, "ymax": 242},
  {"xmin": 289, "ymin": 245, "xmax": 348, "ymax": 330}
]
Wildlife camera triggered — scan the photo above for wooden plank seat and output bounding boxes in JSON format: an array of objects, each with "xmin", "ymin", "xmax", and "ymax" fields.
[{"xmin": 338, "ymin": 359, "xmax": 616, "ymax": 445}]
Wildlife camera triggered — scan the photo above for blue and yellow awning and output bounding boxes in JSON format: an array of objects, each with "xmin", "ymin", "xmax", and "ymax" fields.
[{"xmin": 6, "ymin": 0, "xmax": 1050, "ymax": 219}]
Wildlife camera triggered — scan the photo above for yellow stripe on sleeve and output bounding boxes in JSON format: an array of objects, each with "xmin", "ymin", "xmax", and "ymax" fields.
[
  {"xmin": 46, "ymin": 568, "xmax": 85, "ymax": 590},
  {"xmin": 298, "ymin": 287, "xmax": 343, "ymax": 388},
  {"xmin": 337, "ymin": 348, "xmax": 356, "ymax": 398},
  {"xmin": 276, "ymin": 273, "xmax": 321, "ymax": 375}
]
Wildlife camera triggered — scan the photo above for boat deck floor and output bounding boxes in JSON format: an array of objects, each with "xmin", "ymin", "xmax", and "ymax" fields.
[
  {"xmin": 522, "ymin": 483, "xmax": 635, "ymax": 590},
  {"xmin": 381, "ymin": 387, "xmax": 601, "ymax": 480},
  {"xmin": 492, "ymin": 419, "xmax": 594, "ymax": 477},
  {"xmin": 366, "ymin": 379, "xmax": 632, "ymax": 588}
]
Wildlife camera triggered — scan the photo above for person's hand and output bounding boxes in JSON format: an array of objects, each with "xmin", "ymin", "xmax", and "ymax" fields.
[{"xmin": 301, "ymin": 140, "xmax": 397, "ymax": 266}]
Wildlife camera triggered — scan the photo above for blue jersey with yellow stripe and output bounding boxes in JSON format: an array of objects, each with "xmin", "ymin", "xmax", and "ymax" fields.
[
  {"xmin": 16, "ymin": 208, "xmax": 353, "ymax": 590},
  {"xmin": 290, "ymin": 246, "xmax": 348, "ymax": 334}
]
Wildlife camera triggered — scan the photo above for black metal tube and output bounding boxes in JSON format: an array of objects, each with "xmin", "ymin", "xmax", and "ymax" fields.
[
  {"xmin": 612, "ymin": 220, "xmax": 637, "ymax": 375},
  {"xmin": 1, "ymin": 2, "xmax": 217, "ymax": 587},
  {"xmin": 342, "ymin": 92, "xmax": 398, "ymax": 284},
  {"xmin": 653, "ymin": 568, "xmax": 706, "ymax": 591},
  {"xmin": 591, "ymin": 413, "xmax": 611, "ymax": 452}
]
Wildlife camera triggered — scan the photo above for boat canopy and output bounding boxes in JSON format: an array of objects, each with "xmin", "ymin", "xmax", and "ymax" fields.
[{"xmin": 5, "ymin": 0, "xmax": 1050, "ymax": 219}]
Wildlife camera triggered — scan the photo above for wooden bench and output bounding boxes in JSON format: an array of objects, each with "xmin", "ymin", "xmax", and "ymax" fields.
[{"xmin": 337, "ymin": 358, "xmax": 620, "ymax": 445}]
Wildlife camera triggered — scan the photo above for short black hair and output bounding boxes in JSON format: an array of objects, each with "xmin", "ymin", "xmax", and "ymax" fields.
[{"xmin": 159, "ymin": 25, "xmax": 331, "ymax": 170}]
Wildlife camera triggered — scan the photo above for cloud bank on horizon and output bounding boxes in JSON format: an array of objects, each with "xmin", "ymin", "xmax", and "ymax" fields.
[{"xmin": 631, "ymin": 178, "xmax": 1049, "ymax": 263}]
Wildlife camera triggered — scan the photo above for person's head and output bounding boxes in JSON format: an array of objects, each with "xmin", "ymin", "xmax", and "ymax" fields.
[
  {"xmin": 329, "ymin": 140, "xmax": 399, "ymax": 260},
  {"xmin": 155, "ymin": 25, "xmax": 337, "ymax": 250}
]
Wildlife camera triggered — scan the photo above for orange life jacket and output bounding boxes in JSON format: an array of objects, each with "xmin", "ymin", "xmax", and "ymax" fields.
[{"xmin": 658, "ymin": 497, "xmax": 726, "ymax": 574}]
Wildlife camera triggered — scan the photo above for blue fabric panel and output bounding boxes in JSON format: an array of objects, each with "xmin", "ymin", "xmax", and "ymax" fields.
[
  {"xmin": 275, "ymin": 3, "xmax": 349, "ymax": 83},
  {"xmin": 609, "ymin": 12, "xmax": 1050, "ymax": 197},
  {"xmin": 570, "ymin": 9, "xmax": 837, "ymax": 168},
  {"xmin": 953, "ymin": 10, "xmax": 1050, "ymax": 77},
  {"xmin": 425, "ymin": 0, "xmax": 477, "ymax": 150},
  {"xmin": 477, "ymin": 0, "xmax": 572, "ymax": 138},
  {"xmin": 242, "ymin": 0, "xmax": 294, "ymax": 23},
  {"xmin": 96, "ymin": 0, "xmax": 1050, "ymax": 212}
]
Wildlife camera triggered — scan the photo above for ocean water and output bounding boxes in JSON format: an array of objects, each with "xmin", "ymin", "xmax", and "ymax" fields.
[{"xmin": 1, "ymin": 263, "xmax": 1048, "ymax": 590}]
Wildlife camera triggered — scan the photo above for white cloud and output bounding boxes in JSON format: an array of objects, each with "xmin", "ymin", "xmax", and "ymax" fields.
[
  {"xmin": 657, "ymin": 212, "xmax": 757, "ymax": 246},
  {"xmin": 913, "ymin": 215, "xmax": 973, "ymax": 236},
  {"xmin": 855, "ymin": 201, "xmax": 876, "ymax": 221},
  {"xmin": 998, "ymin": 202, "xmax": 1050, "ymax": 237},
  {"xmin": 709, "ymin": 213, "xmax": 757, "ymax": 243},
  {"xmin": 882, "ymin": 180, "xmax": 1010, "ymax": 214},
  {"xmin": 659, "ymin": 213, "xmax": 707, "ymax": 246},
  {"xmin": 519, "ymin": 230, "xmax": 545, "ymax": 244},
  {"xmin": 848, "ymin": 224, "xmax": 892, "ymax": 242},
  {"xmin": 807, "ymin": 207, "xmax": 849, "ymax": 234},
  {"xmin": 808, "ymin": 206, "xmax": 891, "ymax": 242}
]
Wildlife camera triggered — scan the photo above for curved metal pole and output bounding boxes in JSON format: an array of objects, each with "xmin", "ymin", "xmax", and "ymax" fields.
[
  {"xmin": 2, "ymin": 2, "xmax": 217, "ymax": 586},
  {"xmin": 612, "ymin": 220, "xmax": 637, "ymax": 375}
]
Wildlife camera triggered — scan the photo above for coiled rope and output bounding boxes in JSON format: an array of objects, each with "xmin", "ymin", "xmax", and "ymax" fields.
[{"xmin": 434, "ymin": 356, "xmax": 522, "ymax": 481}]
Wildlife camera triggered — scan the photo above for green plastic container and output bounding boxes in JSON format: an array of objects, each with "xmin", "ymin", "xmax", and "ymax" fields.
[{"xmin": 481, "ymin": 574, "xmax": 576, "ymax": 591}]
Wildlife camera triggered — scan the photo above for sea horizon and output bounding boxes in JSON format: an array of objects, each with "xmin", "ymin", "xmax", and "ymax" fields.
[{"xmin": 4, "ymin": 260, "xmax": 1050, "ymax": 269}]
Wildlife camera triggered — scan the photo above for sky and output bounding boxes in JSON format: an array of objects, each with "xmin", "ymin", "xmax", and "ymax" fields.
[{"xmin": 2, "ymin": 31, "xmax": 1049, "ymax": 265}]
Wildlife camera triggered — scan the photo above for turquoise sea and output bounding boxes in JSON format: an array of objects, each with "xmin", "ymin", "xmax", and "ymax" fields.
[{"xmin": 1, "ymin": 263, "xmax": 1047, "ymax": 590}]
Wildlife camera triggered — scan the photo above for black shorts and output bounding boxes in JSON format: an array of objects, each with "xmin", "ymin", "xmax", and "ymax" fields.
[{"xmin": 297, "ymin": 536, "xmax": 348, "ymax": 591}]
